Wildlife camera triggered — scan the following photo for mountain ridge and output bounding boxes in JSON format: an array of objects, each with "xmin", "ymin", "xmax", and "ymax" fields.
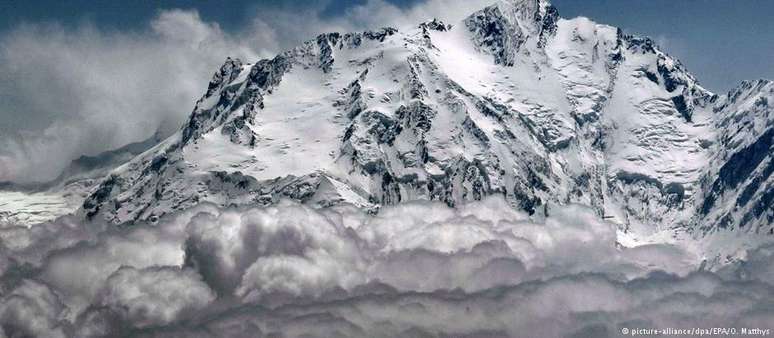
[{"xmin": 12, "ymin": 0, "xmax": 771, "ymax": 241}]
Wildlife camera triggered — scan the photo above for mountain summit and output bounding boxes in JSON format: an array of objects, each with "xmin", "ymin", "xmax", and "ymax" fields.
[{"xmin": 78, "ymin": 0, "xmax": 772, "ymax": 239}]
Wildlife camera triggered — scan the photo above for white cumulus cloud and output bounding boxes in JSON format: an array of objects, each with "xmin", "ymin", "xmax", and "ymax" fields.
[{"xmin": 1, "ymin": 197, "xmax": 770, "ymax": 336}]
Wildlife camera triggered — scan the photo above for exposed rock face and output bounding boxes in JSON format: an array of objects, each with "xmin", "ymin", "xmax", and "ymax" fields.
[
  {"xmin": 696, "ymin": 80, "xmax": 774, "ymax": 234},
  {"xmin": 79, "ymin": 0, "xmax": 772, "ymax": 239}
]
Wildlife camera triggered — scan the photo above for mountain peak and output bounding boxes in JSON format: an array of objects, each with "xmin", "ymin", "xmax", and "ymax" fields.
[
  {"xmin": 464, "ymin": 0, "xmax": 558, "ymax": 65},
  {"xmin": 71, "ymin": 0, "xmax": 773, "ymax": 240},
  {"xmin": 496, "ymin": 0, "xmax": 553, "ymax": 15}
]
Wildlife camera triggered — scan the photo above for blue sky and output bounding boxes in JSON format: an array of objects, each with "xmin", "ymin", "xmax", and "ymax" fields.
[
  {"xmin": 1, "ymin": 0, "xmax": 771, "ymax": 92},
  {"xmin": 552, "ymin": 0, "xmax": 774, "ymax": 94},
  {"xmin": 0, "ymin": 0, "xmax": 771, "ymax": 182}
]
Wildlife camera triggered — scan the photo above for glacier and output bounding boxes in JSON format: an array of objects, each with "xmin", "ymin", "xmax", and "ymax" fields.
[{"xmin": 59, "ymin": 0, "xmax": 771, "ymax": 244}]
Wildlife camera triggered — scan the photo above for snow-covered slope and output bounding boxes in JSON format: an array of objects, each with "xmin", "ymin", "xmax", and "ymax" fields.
[
  {"xmin": 0, "ymin": 133, "xmax": 162, "ymax": 227},
  {"xmin": 74, "ymin": 0, "xmax": 771, "ymax": 241},
  {"xmin": 696, "ymin": 80, "xmax": 774, "ymax": 235}
]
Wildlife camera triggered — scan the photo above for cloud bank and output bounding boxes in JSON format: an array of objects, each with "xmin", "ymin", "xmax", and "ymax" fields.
[
  {"xmin": 0, "ymin": 10, "xmax": 256, "ymax": 183},
  {"xmin": 0, "ymin": 197, "xmax": 772, "ymax": 337},
  {"xmin": 0, "ymin": 0, "xmax": 492, "ymax": 184}
]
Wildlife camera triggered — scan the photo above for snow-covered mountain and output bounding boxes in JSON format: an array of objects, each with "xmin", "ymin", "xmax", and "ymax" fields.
[
  {"xmin": 43, "ymin": 0, "xmax": 772, "ymax": 239},
  {"xmin": 0, "ymin": 133, "xmax": 162, "ymax": 226}
]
